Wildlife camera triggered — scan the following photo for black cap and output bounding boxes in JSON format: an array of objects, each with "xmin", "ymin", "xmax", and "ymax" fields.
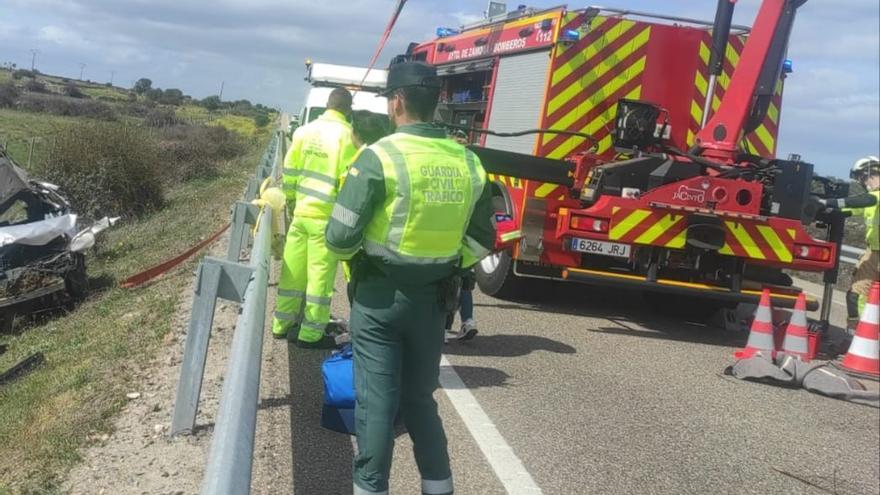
[{"xmin": 380, "ymin": 61, "xmax": 441, "ymax": 96}]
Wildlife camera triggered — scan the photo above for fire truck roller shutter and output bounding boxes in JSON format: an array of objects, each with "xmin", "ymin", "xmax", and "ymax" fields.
[{"xmin": 484, "ymin": 50, "xmax": 553, "ymax": 155}]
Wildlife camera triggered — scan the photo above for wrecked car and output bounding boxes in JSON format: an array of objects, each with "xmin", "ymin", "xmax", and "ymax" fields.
[{"xmin": 0, "ymin": 149, "xmax": 117, "ymax": 332}]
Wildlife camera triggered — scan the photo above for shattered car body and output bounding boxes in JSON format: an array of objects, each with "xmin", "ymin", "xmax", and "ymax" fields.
[{"xmin": 0, "ymin": 149, "xmax": 116, "ymax": 331}]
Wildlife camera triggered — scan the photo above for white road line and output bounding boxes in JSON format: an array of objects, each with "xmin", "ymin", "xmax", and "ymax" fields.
[{"xmin": 439, "ymin": 356, "xmax": 543, "ymax": 494}]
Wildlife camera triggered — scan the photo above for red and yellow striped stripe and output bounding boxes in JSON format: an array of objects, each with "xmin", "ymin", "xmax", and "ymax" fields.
[
  {"xmin": 538, "ymin": 15, "xmax": 652, "ymax": 160},
  {"xmin": 687, "ymin": 34, "xmax": 784, "ymax": 157},
  {"xmin": 608, "ymin": 207, "xmax": 795, "ymax": 262},
  {"xmin": 609, "ymin": 207, "xmax": 687, "ymax": 249},
  {"xmin": 487, "ymin": 173, "xmax": 524, "ymax": 190}
]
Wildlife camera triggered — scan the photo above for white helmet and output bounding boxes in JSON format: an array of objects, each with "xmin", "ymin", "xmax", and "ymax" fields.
[{"xmin": 850, "ymin": 155, "xmax": 880, "ymax": 181}]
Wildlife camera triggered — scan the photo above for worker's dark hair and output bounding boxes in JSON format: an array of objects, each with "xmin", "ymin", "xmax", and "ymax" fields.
[
  {"xmin": 394, "ymin": 86, "xmax": 440, "ymax": 122},
  {"xmin": 327, "ymin": 88, "xmax": 353, "ymax": 114},
  {"xmin": 352, "ymin": 110, "xmax": 391, "ymax": 145}
]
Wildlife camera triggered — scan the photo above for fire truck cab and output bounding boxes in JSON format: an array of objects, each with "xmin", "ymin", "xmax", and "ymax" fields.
[{"xmin": 405, "ymin": 3, "xmax": 847, "ymax": 319}]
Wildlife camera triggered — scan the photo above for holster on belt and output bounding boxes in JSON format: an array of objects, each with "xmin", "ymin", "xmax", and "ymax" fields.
[{"xmin": 438, "ymin": 272, "xmax": 463, "ymax": 313}]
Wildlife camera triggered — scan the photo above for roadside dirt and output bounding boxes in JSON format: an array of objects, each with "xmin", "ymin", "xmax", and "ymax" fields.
[{"xmin": 62, "ymin": 236, "xmax": 295, "ymax": 495}]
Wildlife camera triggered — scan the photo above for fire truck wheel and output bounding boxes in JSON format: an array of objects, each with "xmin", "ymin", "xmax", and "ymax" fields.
[{"xmin": 475, "ymin": 249, "xmax": 525, "ymax": 299}]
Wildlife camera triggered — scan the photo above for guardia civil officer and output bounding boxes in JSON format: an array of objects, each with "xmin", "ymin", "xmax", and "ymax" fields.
[
  {"xmin": 325, "ymin": 61, "xmax": 495, "ymax": 495},
  {"xmin": 273, "ymin": 88, "xmax": 357, "ymax": 348}
]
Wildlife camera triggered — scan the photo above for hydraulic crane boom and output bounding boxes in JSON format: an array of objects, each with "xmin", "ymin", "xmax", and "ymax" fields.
[{"xmin": 695, "ymin": 0, "xmax": 806, "ymax": 162}]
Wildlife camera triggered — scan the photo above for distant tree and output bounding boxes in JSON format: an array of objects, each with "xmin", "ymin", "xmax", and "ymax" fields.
[
  {"xmin": 201, "ymin": 95, "xmax": 222, "ymax": 111},
  {"xmin": 160, "ymin": 88, "xmax": 185, "ymax": 105},
  {"xmin": 254, "ymin": 114, "xmax": 270, "ymax": 128},
  {"xmin": 133, "ymin": 78, "xmax": 153, "ymax": 94},
  {"xmin": 145, "ymin": 88, "xmax": 163, "ymax": 101},
  {"xmin": 233, "ymin": 99, "xmax": 252, "ymax": 110}
]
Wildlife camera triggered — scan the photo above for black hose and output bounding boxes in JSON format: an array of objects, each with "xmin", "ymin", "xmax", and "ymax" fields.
[{"xmin": 440, "ymin": 122, "xmax": 599, "ymax": 146}]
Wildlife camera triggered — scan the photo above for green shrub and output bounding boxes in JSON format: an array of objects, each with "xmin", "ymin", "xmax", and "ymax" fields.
[
  {"xmin": 36, "ymin": 123, "xmax": 164, "ymax": 219},
  {"xmin": 0, "ymin": 81, "xmax": 19, "ymax": 108},
  {"xmin": 254, "ymin": 114, "xmax": 270, "ymax": 127},
  {"xmin": 12, "ymin": 69, "xmax": 35, "ymax": 80},
  {"xmin": 24, "ymin": 79, "xmax": 48, "ymax": 93},
  {"xmin": 156, "ymin": 124, "xmax": 246, "ymax": 181},
  {"xmin": 144, "ymin": 107, "xmax": 181, "ymax": 127},
  {"xmin": 16, "ymin": 93, "xmax": 117, "ymax": 120},
  {"xmin": 63, "ymin": 83, "xmax": 86, "ymax": 98}
]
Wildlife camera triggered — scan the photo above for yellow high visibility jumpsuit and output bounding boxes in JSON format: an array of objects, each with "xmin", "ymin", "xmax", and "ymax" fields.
[
  {"xmin": 846, "ymin": 190, "xmax": 880, "ymax": 314},
  {"xmin": 273, "ymin": 109, "xmax": 357, "ymax": 342}
]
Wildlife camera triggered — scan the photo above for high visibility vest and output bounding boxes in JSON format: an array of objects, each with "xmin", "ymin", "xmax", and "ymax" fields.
[
  {"xmin": 283, "ymin": 110, "xmax": 356, "ymax": 218},
  {"xmin": 861, "ymin": 191, "xmax": 879, "ymax": 251},
  {"xmin": 844, "ymin": 190, "xmax": 880, "ymax": 251},
  {"xmin": 363, "ymin": 133, "xmax": 486, "ymax": 265}
]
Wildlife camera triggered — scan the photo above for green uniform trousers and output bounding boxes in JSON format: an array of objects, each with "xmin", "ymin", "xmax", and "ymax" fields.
[
  {"xmin": 350, "ymin": 274, "xmax": 453, "ymax": 495},
  {"xmin": 272, "ymin": 215, "xmax": 337, "ymax": 342}
]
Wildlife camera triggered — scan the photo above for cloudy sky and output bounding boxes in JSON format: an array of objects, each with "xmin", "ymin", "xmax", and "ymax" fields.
[{"xmin": 1, "ymin": 0, "xmax": 877, "ymax": 176}]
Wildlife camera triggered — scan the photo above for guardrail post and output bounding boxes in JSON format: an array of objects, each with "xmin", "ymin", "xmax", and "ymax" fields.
[
  {"xmin": 171, "ymin": 258, "xmax": 255, "ymax": 436},
  {"xmin": 170, "ymin": 262, "xmax": 221, "ymax": 436},
  {"xmin": 227, "ymin": 202, "xmax": 260, "ymax": 262}
]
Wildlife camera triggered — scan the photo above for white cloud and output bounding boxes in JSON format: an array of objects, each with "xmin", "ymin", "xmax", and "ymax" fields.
[{"xmin": 37, "ymin": 25, "xmax": 88, "ymax": 47}]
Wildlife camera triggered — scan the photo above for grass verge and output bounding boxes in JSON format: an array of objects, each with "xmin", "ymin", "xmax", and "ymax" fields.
[
  {"xmin": 0, "ymin": 109, "xmax": 80, "ymax": 165},
  {"xmin": 0, "ymin": 136, "xmax": 269, "ymax": 494}
]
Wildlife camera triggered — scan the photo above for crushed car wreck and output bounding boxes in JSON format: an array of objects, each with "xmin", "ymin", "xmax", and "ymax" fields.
[{"xmin": 0, "ymin": 149, "xmax": 117, "ymax": 332}]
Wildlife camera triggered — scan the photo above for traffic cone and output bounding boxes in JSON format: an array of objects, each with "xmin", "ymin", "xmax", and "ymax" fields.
[
  {"xmin": 780, "ymin": 293, "xmax": 810, "ymax": 361},
  {"xmin": 734, "ymin": 289, "xmax": 776, "ymax": 359},
  {"xmin": 840, "ymin": 281, "xmax": 880, "ymax": 377}
]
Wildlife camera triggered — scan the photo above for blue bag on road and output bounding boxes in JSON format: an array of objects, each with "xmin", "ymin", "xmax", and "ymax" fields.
[{"xmin": 321, "ymin": 344, "xmax": 356, "ymax": 434}]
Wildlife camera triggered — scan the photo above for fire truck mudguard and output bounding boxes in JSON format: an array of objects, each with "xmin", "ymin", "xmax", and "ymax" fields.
[{"xmin": 563, "ymin": 266, "xmax": 819, "ymax": 311}]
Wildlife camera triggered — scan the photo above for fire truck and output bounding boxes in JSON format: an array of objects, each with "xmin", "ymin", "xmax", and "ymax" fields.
[{"xmin": 402, "ymin": 1, "xmax": 849, "ymax": 326}]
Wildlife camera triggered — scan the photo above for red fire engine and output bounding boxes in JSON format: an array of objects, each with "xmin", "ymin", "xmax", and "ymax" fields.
[{"xmin": 401, "ymin": 1, "xmax": 848, "ymax": 327}]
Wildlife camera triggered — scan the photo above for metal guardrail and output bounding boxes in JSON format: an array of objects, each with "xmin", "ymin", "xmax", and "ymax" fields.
[
  {"xmin": 170, "ymin": 129, "xmax": 286, "ymax": 495},
  {"xmin": 840, "ymin": 244, "xmax": 865, "ymax": 266}
]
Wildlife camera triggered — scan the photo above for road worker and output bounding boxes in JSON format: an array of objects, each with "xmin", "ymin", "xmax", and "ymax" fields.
[
  {"xmin": 325, "ymin": 61, "xmax": 495, "ymax": 495},
  {"xmin": 272, "ymin": 88, "xmax": 357, "ymax": 348},
  {"xmin": 821, "ymin": 156, "xmax": 879, "ymax": 328}
]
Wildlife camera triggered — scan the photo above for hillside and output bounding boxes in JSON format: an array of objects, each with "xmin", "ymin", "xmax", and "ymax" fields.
[
  {"xmin": 0, "ymin": 68, "xmax": 277, "ymax": 166},
  {"xmin": 1, "ymin": 67, "xmax": 280, "ymax": 492}
]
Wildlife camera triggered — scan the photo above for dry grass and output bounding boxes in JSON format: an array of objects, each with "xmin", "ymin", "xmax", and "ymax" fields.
[{"xmin": 0, "ymin": 135, "xmax": 269, "ymax": 494}]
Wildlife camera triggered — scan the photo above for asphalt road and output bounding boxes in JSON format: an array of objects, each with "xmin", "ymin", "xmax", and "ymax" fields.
[{"xmin": 266, "ymin": 275, "xmax": 880, "ymax": 495}]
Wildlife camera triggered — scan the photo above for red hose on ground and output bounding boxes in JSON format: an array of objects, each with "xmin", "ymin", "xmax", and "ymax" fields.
[{"xmin": 119, "ymin": 223, "xmax": 230, "ymax": 289}]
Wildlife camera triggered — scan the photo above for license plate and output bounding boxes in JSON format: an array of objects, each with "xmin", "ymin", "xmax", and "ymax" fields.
[{"xmin": 570, "ymin": 238, "xmax": 631, "ymax": 258}]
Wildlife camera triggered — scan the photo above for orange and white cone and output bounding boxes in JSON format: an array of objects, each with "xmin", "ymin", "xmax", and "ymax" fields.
[
  {"xmin": 780, "ymin": 292, "xmax": 810, "ymax": 361},
  {"xmin": 840, "ymin": 281, "xmax": 880, "ymax": 377},
  {"xmin": 735, "ymin": 289, "xmax": 776, "ymax": 359}
]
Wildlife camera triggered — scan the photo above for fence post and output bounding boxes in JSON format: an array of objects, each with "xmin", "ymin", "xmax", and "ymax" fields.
[{"xmin": 26, "ymin": 137, "xmax": 36, "ymax": 168}]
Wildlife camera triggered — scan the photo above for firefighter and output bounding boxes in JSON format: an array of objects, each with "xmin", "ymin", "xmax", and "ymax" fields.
[
  {"xmin": 272, "ymin": 88, "xmax": 357, "ymax": 348},
  {"xmin": 325, "ymin": 61, "xmax": 495, "ymax": 495},
  {"xmin": 821, "ymin": 156, "xmax": 879, "ymax": 327}
]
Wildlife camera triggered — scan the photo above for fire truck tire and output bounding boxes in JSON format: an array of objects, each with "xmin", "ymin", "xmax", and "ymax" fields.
[{"xmin": 475, "ymin": 248, "xmax": 525, "ymax": 299}]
